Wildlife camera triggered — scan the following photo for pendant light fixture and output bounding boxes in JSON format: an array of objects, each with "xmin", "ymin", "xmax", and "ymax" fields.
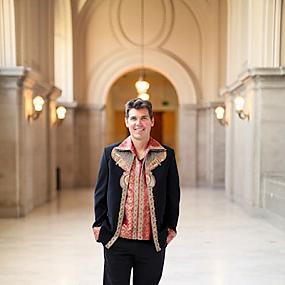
[{"xmin": 136, "ymin": 0, "xmax": 150, "ymax": 99}]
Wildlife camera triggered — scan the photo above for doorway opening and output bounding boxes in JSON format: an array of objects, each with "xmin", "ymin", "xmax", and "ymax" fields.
[{"xmin": 106, "ymin": 69, "xmax": 179, "ymax": 150}]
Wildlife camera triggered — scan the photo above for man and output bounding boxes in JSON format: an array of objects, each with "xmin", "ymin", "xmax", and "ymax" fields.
[{"xmin": 92, "ymin": 98, "xmax": 180, "ymax": 285}]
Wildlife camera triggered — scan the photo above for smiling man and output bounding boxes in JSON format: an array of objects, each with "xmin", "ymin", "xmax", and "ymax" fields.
[{"xmin": 92, "ymin": 98, "xmax": 180, "ymax": 285}]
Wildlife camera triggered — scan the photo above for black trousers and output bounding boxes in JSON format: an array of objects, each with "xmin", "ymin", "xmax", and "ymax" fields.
[{"xmin": 103, "ymin": 238, "xmax": 165, "ymax": 285}]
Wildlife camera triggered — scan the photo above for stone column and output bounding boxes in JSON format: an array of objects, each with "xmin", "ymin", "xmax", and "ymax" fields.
[
  {"xmin": 197, "ymin": 106, "xmax": 209, "ymax": 187},
  {"xmin": 224, "ymin": 95, "xmax": 235, "ymax": 200},
  {"xmin": 0, "ymin": 67, "xmax": 24, "ymax": 217},
  {"xmin": 89, "ymin": 105, "xmax": 107, "ymax": 186},
  {"xmin": 177, "ymin": 105, "xmax": 197, "ymax": 187},
  {"xmin": 74, "ymin": 104, "xmax": 107, "ymax": 187},
  {"xmin": 0, "ymin": 67, "xmax": 60, "ymax": 217},
  {"xmin": 227, "ymin": 0, "xmax": 283, "ymax": 83},
  {"xmin": 47, "ymin": 88, "xmax": 62, "ymax": 199},
  {"xmin": 56, "ymin": 102, "xmax": 77, "ymax": 189},
  {"xmin": 209, "ymin": 105, "xmax": 226, "ymax": 188},
  {"xmin": 0, "ymin": 0, "xmax": 16, "ymax": 66},
  {"xmin": 197, "ymin": 103, "xmax": 225, "ymax": 188},
  {"xmin": 221, "ymin": 67, "xmax": 285, "ymax": 221}
]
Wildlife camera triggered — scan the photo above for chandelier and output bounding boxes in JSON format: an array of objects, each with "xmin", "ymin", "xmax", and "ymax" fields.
[{"xmin": 136, "ymin": 0, "xmax": 150, "ymax": 100}]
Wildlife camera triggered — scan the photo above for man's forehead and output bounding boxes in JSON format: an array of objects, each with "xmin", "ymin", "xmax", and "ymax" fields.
[{"xmin": 128, "ymin": 108, "xmax": 150, "ymax": 116}]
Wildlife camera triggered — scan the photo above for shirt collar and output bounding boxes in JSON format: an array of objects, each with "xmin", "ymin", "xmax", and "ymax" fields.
[{"xmin": 116, "ymin": 136, "xmax": 165, "ymax": 154}]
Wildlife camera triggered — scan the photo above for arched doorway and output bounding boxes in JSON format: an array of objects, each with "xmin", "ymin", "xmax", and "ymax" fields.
[
  {"xmin": 105, "ymin": 69, "xmax": 178, "ymax": 149},
  {"xmin": 87, "ymin": 49, "xmax": 199, "ymax": 187}
]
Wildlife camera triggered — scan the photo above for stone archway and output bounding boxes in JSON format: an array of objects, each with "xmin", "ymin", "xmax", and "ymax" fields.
[
  {"xmin": 88, "ymin": 49, "xmax": 198, "ymax": 187},
  {"xmin": 87, "ymin": 49, "xmax": 197, "ymax": 107},
  {"xmin": 105, "ymin": 68, "xmax": 179, "ymax": 150}
]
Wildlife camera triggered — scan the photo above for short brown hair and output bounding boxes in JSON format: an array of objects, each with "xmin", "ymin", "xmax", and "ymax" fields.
[{"xmin": 125, "ymin": 98, "xmax": 153, "ymax": 119}]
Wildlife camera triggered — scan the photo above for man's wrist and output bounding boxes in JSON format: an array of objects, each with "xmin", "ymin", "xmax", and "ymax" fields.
[
  {"xmin": 93, "ymin": 226, "xmax": 101, "ymax": 241},
  {"xmin": 168, "ymin": 228, "xmax": 176, "ymax": 234}
]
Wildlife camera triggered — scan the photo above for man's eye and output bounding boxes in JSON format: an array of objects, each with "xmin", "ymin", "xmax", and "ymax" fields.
[{"xmin": 130, "ymin": 117, "xmax": 137, "ymax": 121}]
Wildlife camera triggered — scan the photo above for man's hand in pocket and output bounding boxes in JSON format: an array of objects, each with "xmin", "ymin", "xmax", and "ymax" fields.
[{"xmin": 93, "ymin": 227, "xmax": 101, "ymax": 241}]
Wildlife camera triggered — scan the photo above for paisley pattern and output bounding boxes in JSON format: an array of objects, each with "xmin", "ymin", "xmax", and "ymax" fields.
[{"xmin": 109, "ymin": 136, "xmax": 167, "ymax": 252}]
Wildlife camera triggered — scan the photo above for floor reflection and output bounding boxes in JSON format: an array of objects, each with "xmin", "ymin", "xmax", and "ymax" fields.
[{"xmin": 0, "ymin": 188, "xmax": 285, "ymax": 285}]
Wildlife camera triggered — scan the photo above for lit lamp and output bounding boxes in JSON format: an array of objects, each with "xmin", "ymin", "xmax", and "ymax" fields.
[
  {"xmin": 135, "ymin": 0, "xmax": 150, "ymax": 100},
  {"xmin": 27, "ymin": 95, "xmax": 45, "ymax": 121},
  {"xmin": 214, "ymin": 106, "xmax": 228, "ymax": 126},
  {"xmin": 135, "ymin": 79, "xmax": 150, "ymax": 94},
  {"xmin": 234, "ymin": 96, "xmax": 250, "ymax": 120},
  {"xmin": 138, "ymin": 93, "xmax": 150, "ymax": 101},
  {"xmin": 55, "ymin": 106, "xmax": 67, "ymax": 124}
]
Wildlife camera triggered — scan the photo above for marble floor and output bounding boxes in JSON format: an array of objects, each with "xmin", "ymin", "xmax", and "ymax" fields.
[{"xmin": 0, "ymin": 188, "xmax": 285, "ymax": 285}]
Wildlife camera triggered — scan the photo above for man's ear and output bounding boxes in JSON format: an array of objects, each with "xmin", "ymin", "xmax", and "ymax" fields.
[{"xmin": 151, "ymin": 117, "xmax": 154, "ymax": 127}]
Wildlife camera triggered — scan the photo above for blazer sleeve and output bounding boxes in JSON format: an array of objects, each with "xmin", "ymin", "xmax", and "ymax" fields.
[
  {"xmin": 165, "ymin": 149, "xmax": 180, "ymax": 232},
  {"xmin": 92, "ymin": 148, "xmax": 109, "ymax": 228}
]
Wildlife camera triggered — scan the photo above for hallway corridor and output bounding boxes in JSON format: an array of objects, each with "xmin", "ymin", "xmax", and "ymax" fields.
[{"xmin": 0, "ymin": 188, "xmax": 284, "ymax": 285}]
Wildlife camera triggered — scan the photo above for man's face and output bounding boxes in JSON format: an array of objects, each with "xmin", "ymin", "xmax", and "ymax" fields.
[{"xmin": 125, "ymin": 108, "xmax": 154, "ymax": 142}]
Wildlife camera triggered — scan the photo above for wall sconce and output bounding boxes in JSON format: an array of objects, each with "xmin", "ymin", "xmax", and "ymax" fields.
[
  {"xmin": 234, "ymin": 96, "xmax": 250, "ymax": 120},
  {"xmin": 27, "ymin": 95, "xmax": 45, "ymax": 121},
  {"xmin": 54, "ymin": 106, "xmax": 67, "ymax": 125},
  {"xmin": 214, "ymin": 106, "xmax": 228, "ymax": 126}
]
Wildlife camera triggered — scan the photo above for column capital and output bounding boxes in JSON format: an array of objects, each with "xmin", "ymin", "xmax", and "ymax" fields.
[{"xmin": 220, "ymin": 67, "xmax": 285, "ymax": 97}]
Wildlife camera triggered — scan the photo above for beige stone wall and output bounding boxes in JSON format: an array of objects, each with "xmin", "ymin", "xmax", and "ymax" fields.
[
  {"xmin": 227, "ymin": 0, "xmax": 283, "ymax": 84},
  {"xmin": 74, "ymin": 107, "xmax": 91, "ymax": 187},
  {"xmin": 0, "ymin": 69, "xmax": 59, "ymax": 217},
  {"xmin": 223, "ymin": 1, "xmax": 285, "ymax": 224},
  {"xmin": 196, "ymin": 105, "xmax": 225, "ymax": 188},
  {"xmin": 281, "ymin": 0, "xmax": 285, "ymax": 65},
  {"xmin": 14, "ymin": 0, "xmax": 54, "ymax": 83},
  {"xmin": 0, "ymin": 75, "xmax": 20, "ymax": 216},
  {"xmin": 1, "ymin": 0, "xmax": 228, "ymax": 193},
  {"xmin": 0, "ymin": 0, "xmax": 61, "ymax": 217},
  {"xmin": 0, "ymin": 0, "xmax": 16, "ymax": 66},
  {"xmin": 71, "ymin": 0, "xmax": 228, "ymax": 187},
  {"xmin": 56, "ymin": 104, "xmax": 110, "ymax": 189},
  {"xmin": 54, "ymin": 0, "xmax": 73, "ymax": 103},
  {"xmin": 75, "ymin": 0, "xmax": 227, "ymax": 104},
  {"xmin": 110, "ymin": 70, "xmax": 178, "ymax": 112},
  {"xmin": 222, "ymin": 68, "xmax": 285, "ymax": 221},
  {"xmin": 56, "ymin": 108, "xmax": 76, "ymax": 189},
  {"xmin": 219, "ymin": 0, "xmax": 228, "ymax": 88}
]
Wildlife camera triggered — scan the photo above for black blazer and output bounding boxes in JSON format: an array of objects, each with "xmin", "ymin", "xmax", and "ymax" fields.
[{"xmin": 92, "ymin": 142, "xmax": 180, "ymax": 252}]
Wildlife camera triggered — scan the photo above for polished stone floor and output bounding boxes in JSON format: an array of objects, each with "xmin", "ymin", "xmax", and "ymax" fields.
[{"xmin": 0, "ymin": 188, "xmax": 285, "ymax": 285}]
